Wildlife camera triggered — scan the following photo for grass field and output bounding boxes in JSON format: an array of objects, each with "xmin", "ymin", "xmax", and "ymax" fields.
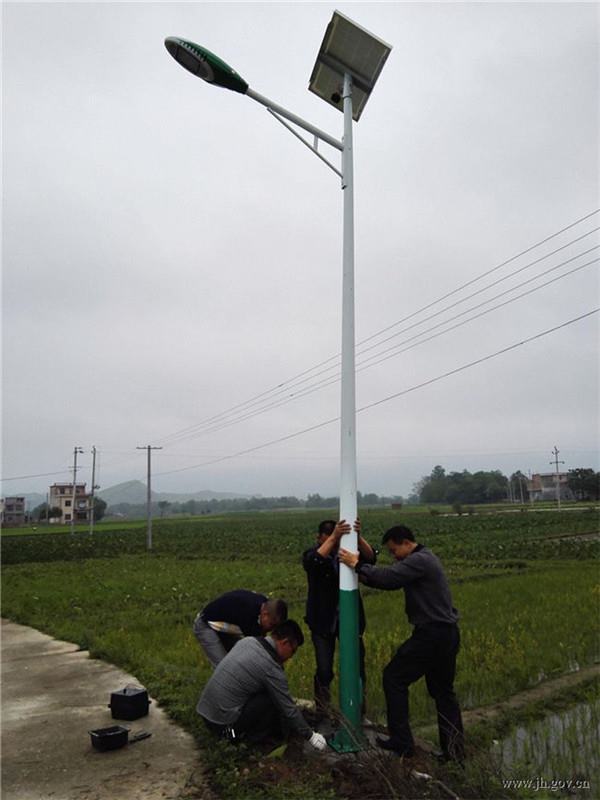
[{"xmin": 2, "ymin": 508, "xmax": 599, "ymax": 798}]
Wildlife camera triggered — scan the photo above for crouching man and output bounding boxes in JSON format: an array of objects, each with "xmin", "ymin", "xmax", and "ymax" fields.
[
  {"xmin": 193, "ymin": 588, "xmax": 288, "ymax": 668},
  {"xmin": 196, "ymin": 620, "xmax": 327, "ymax": 752}
]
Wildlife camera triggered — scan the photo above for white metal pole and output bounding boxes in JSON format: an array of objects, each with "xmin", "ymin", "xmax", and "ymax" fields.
[
  {"xmin": 336, "ymin": 72, "xmax": 362, "ymax": 742},
  {"xmin": 339, "ymin": 70, "xmax": 358, "ymax": 568}
]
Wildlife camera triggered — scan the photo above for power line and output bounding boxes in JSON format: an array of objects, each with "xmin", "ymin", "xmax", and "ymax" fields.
[
  {"xmin": 358, "ymin": 309, "xmax": 598, "ymax": 414},
  {"xmin": 158, "ymin": 256, "xmax": 597, "ymax": 444},
  {"xmin": 155, "ymin": 213, "xmax": 599, "ymax": 446},
  {"xmin": 355, "ymin": 256, "xmax": 599, "ymax": 372},
  {"xmin": 216, "ymin": 255, "xmax": 599, "ymax": 420},
  {"xmin": 154, "ymin": 308, "xmax": 598, "ymax": 477},
  {"xmin": 7, "ymin": 216, "xmax": 596, "ymax": 486},
  {"xmin": 1, "ymin": 469, "xmax": 70, "ymax": 483},
  {"xmin": 215, "ymin": 251, "xmax": 600, "ymax": 426},
  {"xmin": 195, "ymin": 255, "xmax": 596, "ymax": 436},
  {"xmin": 359, "ymin": 216, "xmax": 599, "ymax": 349},
  {"xmin": 356, "ymin": 235, "xmax": 599, "ymax": 359},
  {"xmin": 153, "ymin": 252, "xmax": 599, "ymax": 444}
]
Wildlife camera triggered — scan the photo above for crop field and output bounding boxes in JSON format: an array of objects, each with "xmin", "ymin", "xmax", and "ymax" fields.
[{"xmin": 2, "ymin": 507, "xmax": 599, "ymax": 799}]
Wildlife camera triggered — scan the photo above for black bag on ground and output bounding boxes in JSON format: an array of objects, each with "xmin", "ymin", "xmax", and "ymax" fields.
[{"xmin": 108, "ymin": 684, "xmax": 150, "ymax": 720}]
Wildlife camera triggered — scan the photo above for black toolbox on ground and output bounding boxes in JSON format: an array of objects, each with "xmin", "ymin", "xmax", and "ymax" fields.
[{"xmin": 108, "ymin": 684, "xmax": 150, "ymax": 720}]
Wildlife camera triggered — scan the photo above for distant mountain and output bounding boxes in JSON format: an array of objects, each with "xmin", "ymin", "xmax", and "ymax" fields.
[
  {"xmin": 98, "ymin": 481, "xmax": 251, "ymax": 506},
  {"xmin": 97, "ymin": 481, "xmax": 149, "ymax": 506},
  {"xmin": 153, "ymin": 489, "xmax": 253, "ymax": 503}
]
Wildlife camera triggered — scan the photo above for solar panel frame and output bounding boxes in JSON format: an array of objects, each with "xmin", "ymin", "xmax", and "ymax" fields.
[{"xmin": 308, "ymin": 10, "xmax": 392, "ymax": 121}]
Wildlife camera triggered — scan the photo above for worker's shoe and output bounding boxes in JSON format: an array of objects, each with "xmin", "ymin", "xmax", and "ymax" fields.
[{"xmin": 375, "ymin": 736, "xmax": 414, "ymax": 758}]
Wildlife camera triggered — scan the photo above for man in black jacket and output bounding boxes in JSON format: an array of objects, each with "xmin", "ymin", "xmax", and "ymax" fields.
[
  {"xmin": 193, "ymin": 589, "xmax": 287, "ymax": 668},
  {"xmin": 303, "ymin": 519, "xmax": 376, "ymax": 715},
  {"xmin": 339, "ymin": 524, "xmax": 464, "ymax": 762}
]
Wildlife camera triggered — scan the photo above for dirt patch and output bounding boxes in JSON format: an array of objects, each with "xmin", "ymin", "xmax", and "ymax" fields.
[
  {"xmin": 460, "ymin": 663, "xmax": 600, "ymax": 728},
  {"xmin": 528, "ymin": 530, "xmax": 600, "ymax": 542}
]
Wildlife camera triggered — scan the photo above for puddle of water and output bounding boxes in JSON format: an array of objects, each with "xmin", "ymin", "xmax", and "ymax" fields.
[{"xmin": 497, "ymin": 699, "xmax": 599, "ymax": 784}]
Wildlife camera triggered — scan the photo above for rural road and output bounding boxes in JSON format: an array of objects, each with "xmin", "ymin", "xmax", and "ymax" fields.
[{"xmin": 1, "ymin": 619, "xmax": 210, "ymax": 800}]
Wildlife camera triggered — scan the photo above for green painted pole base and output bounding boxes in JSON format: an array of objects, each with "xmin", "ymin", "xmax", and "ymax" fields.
[
  {"xmin": 329, "ymin": 726, "xmax": 365, "ymax": 753},
  {"xmin": 332, "ymin": 588, "xmax": 364, "ymax": 752}
]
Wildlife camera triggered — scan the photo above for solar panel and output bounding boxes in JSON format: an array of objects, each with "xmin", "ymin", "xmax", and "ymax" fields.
[{"xmin": 309, "ymin": 11, "xmax": 392, "ymax": 121}]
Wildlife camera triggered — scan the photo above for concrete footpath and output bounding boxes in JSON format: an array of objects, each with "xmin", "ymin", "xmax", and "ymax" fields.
[{"xmin": 1, "ymin": 619, "xmax": 210, "ymax": 800}]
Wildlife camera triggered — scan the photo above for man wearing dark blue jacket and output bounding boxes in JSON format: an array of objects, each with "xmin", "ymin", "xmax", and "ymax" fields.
[
  {"xmin": 339, "ymin": 524, "xmax": 464, "ymax": 762},
  {"xmin": 303, "ymin": 519, "xmax": 376, "ymax": 715},
  {"xmin": 194, "ymin": 589, "xmax": 287, "ymax": 668}
]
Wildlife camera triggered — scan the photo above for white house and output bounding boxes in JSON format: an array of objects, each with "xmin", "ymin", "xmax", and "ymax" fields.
[{"xmin": 49, "ymin": 483, "xmax": 90, "ymax": 524}]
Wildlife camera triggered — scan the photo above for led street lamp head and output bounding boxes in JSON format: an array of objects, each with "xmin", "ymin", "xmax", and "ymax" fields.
[{"xmin": 164, "ymin": 37, "xmax": 249, "ymax": 94}]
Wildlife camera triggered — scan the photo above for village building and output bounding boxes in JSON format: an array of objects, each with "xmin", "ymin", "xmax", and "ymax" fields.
[
  {"xmin": 49, "ymin": 483, "xmax": 91, "ymax": 524},
  {"xmin": 527, "ymin": 472, "xmax": 574, "ymax": 502},
  {"xmin": 0, "ymin": 496, "xmax": 27, "ymax": 526}
]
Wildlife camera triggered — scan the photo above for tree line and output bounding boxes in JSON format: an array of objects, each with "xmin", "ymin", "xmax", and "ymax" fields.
[
  {"xmin": 414, "ymin": 465, "xmax": 600, "ymax": 505},
  {"xmin": 28, "ymin": 467, "xmax": 597, "ymax": 522},
  {"xmin": 107, "ymin": 491, "xmax": 406, "ymax": 520}
]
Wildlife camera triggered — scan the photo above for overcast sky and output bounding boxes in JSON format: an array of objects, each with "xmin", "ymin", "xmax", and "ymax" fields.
[{"xmin": 2, "ymin": 1, "xmax": 599, "ymax": 500}]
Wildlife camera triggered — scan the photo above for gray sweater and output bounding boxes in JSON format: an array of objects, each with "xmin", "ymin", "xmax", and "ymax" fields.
[
  {"xmin": 357, "ymin": 545, "xmax": 458, "ymax": 626},
  {"xmin": 196, "ymin": 636, "xmax": 312, "ymax": 739}
]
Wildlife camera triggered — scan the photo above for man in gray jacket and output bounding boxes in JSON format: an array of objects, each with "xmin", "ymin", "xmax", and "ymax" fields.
[
  {"xmin": 339, "ymin": 524, "xmax": 464, "ymax": 762},
  {"xmin": 197, "ymin": 620, "xmax": 327, "ymax": 751}
]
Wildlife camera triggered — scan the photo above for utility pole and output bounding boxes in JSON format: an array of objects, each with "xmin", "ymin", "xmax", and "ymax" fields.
[
  {"xmin": 518, "ymin": 474, "xmax": 525, "ymax": 505},
  {"xmin": 89, "ymin": 446, "xmax": 99, "ymax": 535},
  {"xmin": 136, "ymin": 445, "xmax": 162, "ymax": 550},
  {"xmin": 550, "ymin": 445, "xmax": 565, "ymax": 511},
  {"xmin": 70, "ymin": 447, "xmax": 84, "ymax": 533},
  {"xmin": 529, "ymin": 469, "xmax": 534, "ymax": 505},
  {"xmin": 46, "ymin": 491, "xmax": 50, "ymax": 526}
]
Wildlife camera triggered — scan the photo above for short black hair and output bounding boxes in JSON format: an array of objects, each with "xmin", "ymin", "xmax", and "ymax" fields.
[
  {"xmin": 382, "ymin": 525, "xmax": 415, "ymax": 545},
  {"xmin": 271, "ymin": 619, "xmax": 304, "ymax": 648},
  {"xmin": 264, "ymin": 598, "xmax": 288, "ymax": 623},
  {"xmin": 318, "ymin": 520, "xmax": 337, "ymax": 536}
]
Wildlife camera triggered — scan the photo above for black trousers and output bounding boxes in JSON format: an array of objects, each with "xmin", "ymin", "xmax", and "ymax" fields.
[
  {"xmin": 311, "ymin": 631, "xmax": 366, "ymax": 710},
  {"xmin": 203, "ymin": 691, "xmax": 283, "ymax": 745},
  {"xmin": 383, "ymin": 623, "xmax": 464, "ymax": 759}
]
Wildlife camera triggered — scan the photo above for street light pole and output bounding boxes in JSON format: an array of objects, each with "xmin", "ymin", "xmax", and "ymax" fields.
[
  {"xmin": 164, "ymin": 14, "xmax": 391, "ymax": 750},
  {"xmin": 337, "ymin": 71, "xmax": 362, "ymax": 745}
]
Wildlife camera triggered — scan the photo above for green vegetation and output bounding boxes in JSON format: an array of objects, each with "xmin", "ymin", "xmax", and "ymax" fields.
[
  {"xmin": 415, "ymin": 464, "xmax": 600, "ymax": 505},
  {"xmin": 2, "ymin": 508, "xmax": 598, "ymax": 798}
]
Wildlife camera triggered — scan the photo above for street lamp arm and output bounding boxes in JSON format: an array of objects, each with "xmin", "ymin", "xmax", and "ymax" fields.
[
  {"xmin": 266, "ymin": 107, "xmax": 343, "ymax": 179},
  {"xmin": 246, "ymin": 88, "xmax": 343, "ymax": 151}
]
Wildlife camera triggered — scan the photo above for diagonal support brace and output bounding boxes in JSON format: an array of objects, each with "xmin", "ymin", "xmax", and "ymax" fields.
[{"xmin": 266, "ymin": 108, "xmax": 343, "ymax": 179}]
